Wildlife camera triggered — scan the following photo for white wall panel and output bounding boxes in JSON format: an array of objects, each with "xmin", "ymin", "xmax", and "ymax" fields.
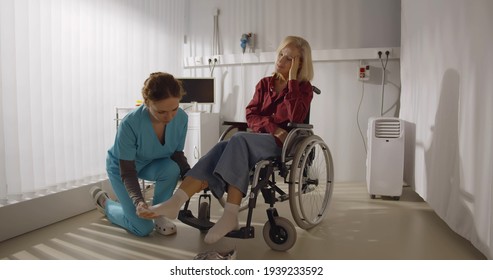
[
  {"xmin": 400, "ymin": 0, "xmax": 493, "ymax": 258},
  {"xmin": 184, "ymin": 0, "xmax": 400, "ymax": 57},
  {"xmin": 183, "ymin": 0, "xmax": 401, "ymax": 182}
]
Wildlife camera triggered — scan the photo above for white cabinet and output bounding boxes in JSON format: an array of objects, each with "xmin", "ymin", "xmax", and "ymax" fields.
[{"xmin": 184, "ymin": 112, "xmax": 220, "ymax": 167}]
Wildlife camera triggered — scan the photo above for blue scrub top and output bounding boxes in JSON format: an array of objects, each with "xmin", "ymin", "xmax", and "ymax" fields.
[{"xmin": 107, "ymin": 105, "xmax": 188, "ymax": 172}]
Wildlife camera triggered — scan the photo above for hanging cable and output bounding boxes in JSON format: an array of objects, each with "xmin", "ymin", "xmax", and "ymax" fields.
[
  {"xmin": 212, "ymin": 12, "xmax": 218, "ymax": 55},
  {"xmin": 209, "ymin": 58, "xmax": 217, "ymax": 77},
  {"xmin": 212, "ymin": 9, "xmax": 220, "ymax": 56},
  {"xmin": 379, "ymin": 51, "xmax": 389, "ymax": 116},
  {"xmin": 208, "ymin": 58, "xmax": 213, "ymax": 76},
  {"xmin": 210, "ymin": 10, "xmax": 220, "ymax": 77},
  {"xmin": 357, "ymin": 80, "xmax": 367, "ymax": 154}
]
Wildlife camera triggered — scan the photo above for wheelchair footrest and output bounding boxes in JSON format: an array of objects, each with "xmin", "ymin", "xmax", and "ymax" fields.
[
  {"xmin": 225, "ymin": 226, "xmax": 255, "ymax": 239},
  {"xmin": 178, "ymin": 209, "xmax": 255, "ymax": 239},
  {"xmin": 278, "ymin": 193, "xmax": 289, "ymax": 202},
  {"xmin": 178, "ymin": 209, "xmax": 214, "ymax": 231}
]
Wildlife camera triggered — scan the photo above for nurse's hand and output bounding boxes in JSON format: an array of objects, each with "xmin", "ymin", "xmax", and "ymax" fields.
[{"xmin": 136, "ymin": 201, "xmax": 159, "ymax": 219}]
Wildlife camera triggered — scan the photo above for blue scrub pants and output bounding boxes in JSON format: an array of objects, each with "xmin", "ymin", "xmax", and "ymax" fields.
[{"xmin": 105, "ymin": 157, "xmax": 180, "ymax": 237}]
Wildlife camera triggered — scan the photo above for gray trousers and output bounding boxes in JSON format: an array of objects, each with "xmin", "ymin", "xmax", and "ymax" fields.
[{"xmin": 186, "ymin": 132, "xmax": 281, "ymax": 198}]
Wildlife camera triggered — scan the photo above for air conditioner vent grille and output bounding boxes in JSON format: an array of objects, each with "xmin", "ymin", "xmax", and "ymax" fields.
[{"xmin": 374, "ymin": 119, "xmax": 401, "ymax": 138}]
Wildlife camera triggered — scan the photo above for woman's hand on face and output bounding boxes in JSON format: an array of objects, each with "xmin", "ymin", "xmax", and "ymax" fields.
[
  {"xmin": 289, "ymin": 56, "xmax": 300, "ymax": 80},
  {"xmin": 136, "ymin": 201, "xmax": 159, "ymax": 219}
]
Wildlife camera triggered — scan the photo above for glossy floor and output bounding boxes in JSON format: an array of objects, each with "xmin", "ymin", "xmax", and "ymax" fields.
[{"xmin": 0, "ymin": 183, "xmax": 485, "ymax": 260}]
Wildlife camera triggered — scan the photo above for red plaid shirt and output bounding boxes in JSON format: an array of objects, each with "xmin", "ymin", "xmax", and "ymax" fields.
[{"xmin": 246, "ymin": 76, "xmax": 313, "ymax": 136}]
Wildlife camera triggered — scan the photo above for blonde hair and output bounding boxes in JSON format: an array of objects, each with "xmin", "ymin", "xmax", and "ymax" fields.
[{"xmin": 274, "ymin": 36, "xmax": 314, "ymax": 81}]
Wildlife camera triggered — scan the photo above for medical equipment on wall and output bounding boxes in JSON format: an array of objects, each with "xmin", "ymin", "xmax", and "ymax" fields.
[{"xmin": 240, "ymin": 33, "xmax": 254, "ymax": 53}]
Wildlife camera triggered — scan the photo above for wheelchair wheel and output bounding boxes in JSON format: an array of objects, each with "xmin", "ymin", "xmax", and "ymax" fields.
[
  {"xmin": 289, "ymin": 135, "xmax": 334, "ymax": 229},
  {"xmin": 262, "ymin": 216, "xmax": 297, "ymax": 251}
]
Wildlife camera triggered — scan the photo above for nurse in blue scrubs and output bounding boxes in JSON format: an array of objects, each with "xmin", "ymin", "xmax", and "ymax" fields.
[{"xmin": 90, "ymin": 72, "xmax": 190, "ymax": 237}]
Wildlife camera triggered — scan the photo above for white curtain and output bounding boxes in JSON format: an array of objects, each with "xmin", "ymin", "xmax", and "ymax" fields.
[
  {"xmin": 400, "ymin": 0, "xmax": 493, "ymax": 258},
  {"xmin": 0, "ymin": 0, "xmax": 185, "ymax": 205}
]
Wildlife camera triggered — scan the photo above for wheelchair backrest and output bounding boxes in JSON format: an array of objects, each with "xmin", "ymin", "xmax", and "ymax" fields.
[{"xmin": 303, "ymin": 86, "xmax": 322, "ymax": 125}]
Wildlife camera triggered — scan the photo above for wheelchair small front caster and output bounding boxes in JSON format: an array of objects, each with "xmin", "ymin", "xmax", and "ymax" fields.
[{"xmin": 262, "ymin": 216, "xmax": 297, "ymax": 251}]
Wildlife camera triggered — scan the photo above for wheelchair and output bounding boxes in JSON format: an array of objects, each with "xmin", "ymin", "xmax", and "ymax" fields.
[{"xmin": 178, "ymin": 86, "xmax": 334, "ymax": 251}]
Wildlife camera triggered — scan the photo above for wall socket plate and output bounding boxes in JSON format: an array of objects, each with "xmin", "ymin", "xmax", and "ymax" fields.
[
  {"xmin": 358, "ymin": 61, "xmax": 370, "ymax": 81},
  {"xmin": 205, "ymin": 55, "xmax": 220, "ymax": 65},
  {"xmin": 376, "ymin": 48, "xmax": 393, "ymax": 59}
]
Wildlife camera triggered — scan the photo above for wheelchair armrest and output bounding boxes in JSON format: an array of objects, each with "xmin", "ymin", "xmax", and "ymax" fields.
[
  {"xmin": 287, "ymin": 122, "xmax": 313, "ymax": 129},
  {"xmin": 219, "ymin": 121, "xmax": 249, "ymax": 141},
  {"xmin": 222, "ymin": 121, "xmax": 248, "ymax": 130},
  {"xmin": 280, "ymin": 124, "xmax": 315, "ymax": 176}
]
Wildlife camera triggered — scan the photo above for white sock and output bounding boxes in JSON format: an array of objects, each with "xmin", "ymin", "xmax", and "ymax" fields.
[
  {"xmin": 204, "ymin": 203, "xmax": 240, "ymax": 244},
  {"xmin": 149, "ymin": 189, "xmax": 189, "ymax": 219}
]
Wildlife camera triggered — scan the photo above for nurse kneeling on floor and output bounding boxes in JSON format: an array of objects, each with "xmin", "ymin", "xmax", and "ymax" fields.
[{"xmin": 90, "ymin": 72, "xmax": 191, "ymax": 237}]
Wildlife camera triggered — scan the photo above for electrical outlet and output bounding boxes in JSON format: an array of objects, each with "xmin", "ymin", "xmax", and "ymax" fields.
[
  {"xmin": 358, "ymin": 61, "xmax": 370, "ymax": 81},
  {"xmin": 206, "ymin": 56, "xmax": 220, "ymax": 65},
  {"xmin": 376, "ymin": 48, "xmax": 392, "ymax": 59},
  {"xmin": 194, "ymin": 56, "xmax": 203, "ymax": 65}
]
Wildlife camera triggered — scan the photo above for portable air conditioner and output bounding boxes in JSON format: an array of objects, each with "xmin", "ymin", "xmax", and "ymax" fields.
[{"xmin": 366, "ymin": 117, "xmax": 405, "ymax": 200}]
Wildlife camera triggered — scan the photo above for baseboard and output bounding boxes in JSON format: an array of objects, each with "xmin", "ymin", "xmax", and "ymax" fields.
[{"xmin": 0, "ymin": 180, "xmax": 110, "ymax": 242}]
